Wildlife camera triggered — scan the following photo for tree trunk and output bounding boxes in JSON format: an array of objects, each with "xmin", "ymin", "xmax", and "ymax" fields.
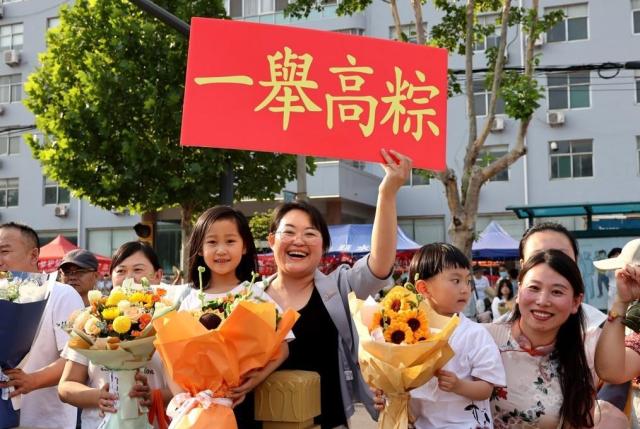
[
  {"xmin": 389, "ymin": 0, "xmax": 402, "ymax": 40},
  {"xmin": 180, "ymin": 203, "xmax": 194, "ymax": 276},
  {"xmin": 411, "ymin": 0, "xmax": 425, "ymax": 45}
]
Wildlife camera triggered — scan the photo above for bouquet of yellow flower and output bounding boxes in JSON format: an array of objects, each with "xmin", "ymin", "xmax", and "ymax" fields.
[
  {"xmin": 65, "ymin": 278, "xmax": 175, "ymax": 429},
  {"xmin": 349, "ymin": 283, "xmax": 459, "ymax": 429}
]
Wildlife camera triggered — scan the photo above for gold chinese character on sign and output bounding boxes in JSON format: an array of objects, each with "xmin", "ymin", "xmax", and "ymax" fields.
[
  {"xmin": 380, "ymin": 67, "xmax": 440, "ymax": 141},
  {"xmin": 254, "ymin": 47, "xmax": 322, "ymax": 130},
  {"xmin": 326, "ymin": 55, "xmax": 378, "ymax": 137}
]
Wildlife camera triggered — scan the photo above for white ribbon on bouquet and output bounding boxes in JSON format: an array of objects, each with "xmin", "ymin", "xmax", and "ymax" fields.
[{"xmin": 166, "ymin": 390, "xmax": 232, "ymax": 429}]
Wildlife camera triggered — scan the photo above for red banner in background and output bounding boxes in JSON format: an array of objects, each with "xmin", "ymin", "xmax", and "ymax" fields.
[{"xmin": 181, "ymin": 18, "xmax": 448, "ymax": 171}]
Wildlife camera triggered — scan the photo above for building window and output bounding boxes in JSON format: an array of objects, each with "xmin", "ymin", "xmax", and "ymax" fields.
[
  {"xmin": 43, "ymin": 177, "xmax": 70, "ymax": 205},
  {"xmin": 229, "ymin": 0, "xmax": 288, "ymax": 17},
  {"xmin": 0, "ymin": 23, "xmax": 23, "ymax": 50},
  {"xmin": 546, "ymin": 3, "xmax": 588, "ymax": 42},
  {"xmin": 477, "ymin": 145, "xmax": 509, "ymax": 181},
  {"xmin": 0, "ymin": 134, "xmax": 20, "ymax": 155},
  {"xmin": 334, "ymin": 28, "xmax": 364, "ymax": 36},
  {"xmin": 0, "ymin": 74, "xmax": 22, "ymax": 103},
  {"xmin": 633, "ymin": 0, "xmax": 640, "ymax": 34},
  {"xmin": 473, "ymin": 80, "xmax": 505, "ymax": 116},
  {"xmin": 550, "ymin": 139, "xmax": 593, "ymax": 179},
  {"xmin": 87, "ymin": 229, "xmax": 137, "ymax": 258},
  {"xmin": 389, "ymin": 23, "xmax": 427, "ymax": 43},
  {"xmin": 404, "ymin": 169, "xmax": 430, "ymax": 186},
  {"xmin": 473, "ymin": 13, "xmax": 501, "ymax": 52},
  {"xmin": 1, "ymin": 0, "xmax": 23, "ymax": 4},
  {"xmin": 547, "ymin": 71, "xmax": 590, "ymax": 110},
  {"xmin": 47, "ymin": 17, "xmax": 61, "ymax": 29},
  {"xmin": 398, "ymin": 217, "xmax": 445, "ymax": 245},
  {"xmin": 0, "ymin": 178, "xmax": 18, "ymax": 207}
]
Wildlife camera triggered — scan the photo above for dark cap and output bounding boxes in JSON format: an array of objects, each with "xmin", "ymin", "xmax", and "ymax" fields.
[{"xmin": 59, "ymin": 249, "xmax": 98, "ymax": 271}]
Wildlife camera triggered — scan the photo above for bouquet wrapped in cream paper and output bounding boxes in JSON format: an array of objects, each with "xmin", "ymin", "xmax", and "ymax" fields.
[
  {"xmin": 64, "ymin": 278, "xmax": 175, "ymax": 429},
  {"xmin": 349, "ymin": 284, "xmax": 459, "ymax": 429}
]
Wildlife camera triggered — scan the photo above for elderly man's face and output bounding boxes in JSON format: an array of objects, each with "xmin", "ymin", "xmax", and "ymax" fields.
[{"xmin": 0, "ymin": 227, "xmax": 39, "ymax": 272}]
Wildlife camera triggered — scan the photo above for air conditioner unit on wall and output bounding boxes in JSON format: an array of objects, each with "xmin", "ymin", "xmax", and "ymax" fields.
[
  {"xmin": 490, "ymin": 117, "xmax": 505, "ymax": 132},
  {"xmin": 547, "ymin": 111, "xmax": 565, "ymax": 126},
  {"xmin": 54, "ymin": 204, "xmax": 69, "ymax": 217},
  {"xmin": 3, "ymin": 49, "xmax": 19, "ymax": 66}
]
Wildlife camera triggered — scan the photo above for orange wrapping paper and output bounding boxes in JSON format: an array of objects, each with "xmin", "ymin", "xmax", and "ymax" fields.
[{"xmin": 153, "ymin": 301, "xmax": 298, "ymax": 429}]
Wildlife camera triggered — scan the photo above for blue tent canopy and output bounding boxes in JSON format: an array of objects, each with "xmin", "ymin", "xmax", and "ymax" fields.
[
  {"xmin": 471, "ymin": 221, "xmax": 519, "ymax": 259},
  {"xmin": 328, "ymin": 224, "xmax": 420, "ymax": 254}
]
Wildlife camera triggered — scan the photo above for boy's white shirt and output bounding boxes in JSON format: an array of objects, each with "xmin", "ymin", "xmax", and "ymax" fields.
[{"xmin": 409, "ymin": 313, "xmax": 506, "ymax": 429}]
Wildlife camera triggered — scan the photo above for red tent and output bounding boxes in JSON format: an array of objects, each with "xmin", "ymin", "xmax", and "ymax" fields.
[{"xmin": 38, "ymin": 235, "xmax": 111, "ymax": 276}]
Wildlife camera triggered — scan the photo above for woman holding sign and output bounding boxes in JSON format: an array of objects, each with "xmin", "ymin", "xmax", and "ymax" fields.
[{"xmin": 254, "ymin": 149, "xmax": 410, "ymax": 428}]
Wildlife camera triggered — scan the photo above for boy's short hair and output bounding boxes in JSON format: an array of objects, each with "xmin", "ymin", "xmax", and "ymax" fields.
[{"xmin": 409, "ymin": 243, "xmax": 470, "ymax": 281}]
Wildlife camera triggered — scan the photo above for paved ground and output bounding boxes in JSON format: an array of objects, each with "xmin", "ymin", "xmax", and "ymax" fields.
[{"xmin": 351, "ymin": 403, "xmax": 377, "ymax": 429}]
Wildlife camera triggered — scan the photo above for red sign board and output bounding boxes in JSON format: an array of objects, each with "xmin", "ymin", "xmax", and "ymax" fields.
[{"xmin": 181, "ymin": 18, "xmax": 448, "ymax": 171}]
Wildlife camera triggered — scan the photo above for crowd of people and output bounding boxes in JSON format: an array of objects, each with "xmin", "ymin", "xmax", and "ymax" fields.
[{"xmin": 1, "ymin": 149, "xmax": 640, "ymax": 429}]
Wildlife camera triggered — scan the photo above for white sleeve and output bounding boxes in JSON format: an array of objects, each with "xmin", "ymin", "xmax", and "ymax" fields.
[
  {"xmin": 53, "ymin": 284, "xmax": 85, "ymax": 354},
  {"xmin": 468, "ymin": 326, "xmax": 506, "ymax": 386},
  {"xmin": 491, "ymin": 297, "xmax": 502, "ymax": 320},
  {"xmin": 60, "ymin": 344, "xmax": 89, "ymax": 366}
]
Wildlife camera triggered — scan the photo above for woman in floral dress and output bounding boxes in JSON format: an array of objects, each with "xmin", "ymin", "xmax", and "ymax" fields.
[{"xmin": 485, "ymin": 249, "xmax": 595, "ymax": 429}]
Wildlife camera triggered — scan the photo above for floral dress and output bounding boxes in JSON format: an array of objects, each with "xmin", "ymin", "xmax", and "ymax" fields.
[{"xmin": 484, "ymin": 322, "xmax": 563, "ymax": 429}]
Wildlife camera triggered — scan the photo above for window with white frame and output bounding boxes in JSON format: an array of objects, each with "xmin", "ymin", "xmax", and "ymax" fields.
[
  {"xmin": 546, "ymin": 3, "xmax": 588, "ymax": 42},
  {"xmin": 550, "ymin": 139, "xmax": 593, "ymax": 179},
  {"xmin": 0, "ymin": 74, "xmax": 21, "ymax": 103},
  {"xmin": 473, "ymin": 80, "xmax": 505, "ymax": 116},
  {"xmin": 43, "ymin": 177, "xmax": 70, "ymax": 205},
  {"xmin": 474, "ymin": 13, "xmax": 501, "ymax": 51},
  {"xmin": 389, "ymin": 23, "xmax": 427, "ymax": 43},
  {"xmin": 477, "ymin": 145, "xmax": 509, "ymax": 181},
  {"xmin": 335, "ymin": 28, "xmax": 364, "ymax": 36},
  {"xmin": 547, "ymin": 71, "xmax": 590, "ymax": 110},
  {"xmin": 0, "ymin": 178, "xmax": 19, "ymax": 207},
  {"xmin": 47, "ymin": 17, "xmax": 61, "ymax": 29},
  {"xmin": 87, "ymin": 229, "xmax": 137, "ymax": 258},
  {"xmin": 0, "ymin": 23, "xmax": 23, "ymax": 50},
  {"xmin": 0, "ymin": 134, "xmax": 20, "ymax": 155},
  {"xmin": 633, "ymin": 0, "xmax": 640, "ymax": 34},
  {"xmin": 403, "ymin": 169, "xmax": 430, "ymax": 186},
  {"xmin": 228, "ymin": 0, "xmax": 288, "ymax": 17},
  {"xmin": 398, "ymin": 217, "xmax": 445, "ymax": 245}
]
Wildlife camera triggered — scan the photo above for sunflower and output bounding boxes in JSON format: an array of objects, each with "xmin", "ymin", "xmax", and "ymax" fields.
[
  {"xmin": 412, "ymin": 329, "xmax": 430, "ymax": 342},
  {"xmin": 382, "ymin": 290, "xmax": 414, "ymax": 315},
  {"xmin": 384, "ymin": 320, "xmax": 414, "ymax": 344},
  {"xmin": 399, "ymin": 309, "xmax": 429, "ymax": 334},
  {"xmin": 370, "ymin": 311, "xmax": 391, "ymax": 332}
]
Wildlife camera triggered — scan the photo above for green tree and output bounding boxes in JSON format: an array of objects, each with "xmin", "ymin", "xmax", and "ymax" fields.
[
  {"xmin": 249, "ymin": 209, "xmax": 274, "ymax": 242},
  {"xmin": 25, "ymin": 0, "xmax": 313, "ymax": 267},
  {"xmin": 285, "ymin": 0, "xmax": 561, "ymax": 255}
]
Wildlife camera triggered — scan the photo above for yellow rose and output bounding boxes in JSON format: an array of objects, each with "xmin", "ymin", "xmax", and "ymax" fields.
[
  {"xmin": 106, "ymin": 290, "xmax": 127, "ymax": 306},
  {"xmin": 101, "ymin": 307, "xmax": 120, "ymax": 320},
  {"xmin": 113, "ymin": 315, "xmax": 132, "ymax": 334},
  {"xmin": 129, "ymin": 292, "xmax": 146, "ymax": 304}
]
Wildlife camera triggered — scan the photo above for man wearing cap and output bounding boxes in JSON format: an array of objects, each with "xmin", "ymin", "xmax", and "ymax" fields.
[
  {"xmin": 594, "ymin": 239, "xmax": 640, "ymax": 424},
  {"xmin": 0, "ymin": 222, "xmax": 84, "ymax": 429},
  {"xmin": 59, "ymin": 249, "xmax": 100, "ymax": 306}
]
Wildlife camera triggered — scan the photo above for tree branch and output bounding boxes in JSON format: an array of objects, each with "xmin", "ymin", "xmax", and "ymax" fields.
[
  {"xmin": 460, "ymin": 0, "xmax": 477, "ymax": 204},
  {"xmin": 390, "ymin": 0, "xmax": 402, "ymax": 40},
  {"xmin": 411, "ymin": 0, "xmax": 426, "ymax": 45}
]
